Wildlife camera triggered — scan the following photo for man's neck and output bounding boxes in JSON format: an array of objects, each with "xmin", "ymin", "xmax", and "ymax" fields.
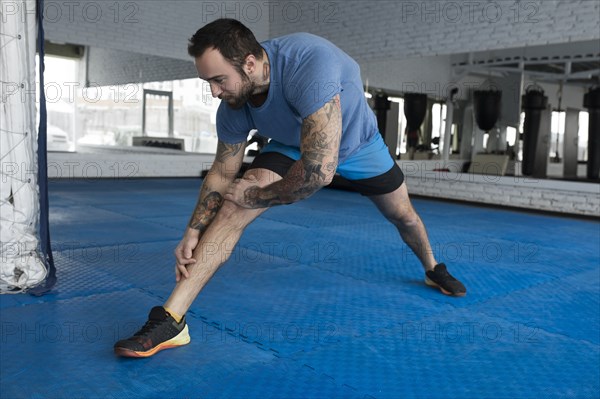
[{"xmin": 249, "ymin": 49, "xmax": 270, "ymax": 106}]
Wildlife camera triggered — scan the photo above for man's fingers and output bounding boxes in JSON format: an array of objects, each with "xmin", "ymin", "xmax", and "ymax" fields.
[
  {"xmin": 179, "ymin": 264, "xmax": 190, "ymax": 279},
  {"xmin": 175, "ymin": 253, "xmax": 196, "ymax": 266},
  {"xmin": 175, "ymin": 263, "xmax": 190, "ymax": 280}
]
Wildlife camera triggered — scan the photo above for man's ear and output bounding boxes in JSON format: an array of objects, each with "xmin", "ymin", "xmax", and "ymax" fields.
[{"xmin": 244, "ymin": 54, "xmax": 257, "ymax": 75}]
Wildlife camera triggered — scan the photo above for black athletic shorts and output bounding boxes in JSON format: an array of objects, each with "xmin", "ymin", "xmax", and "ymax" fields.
[{"xmin": 247, "ymin": 151, "xmax": 405, "ymax": 196}]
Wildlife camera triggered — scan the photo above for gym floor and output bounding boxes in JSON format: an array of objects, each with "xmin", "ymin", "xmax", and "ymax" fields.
[{"xmin": 1, "ymin": 178, "xmax": 598, "ymax": 399}]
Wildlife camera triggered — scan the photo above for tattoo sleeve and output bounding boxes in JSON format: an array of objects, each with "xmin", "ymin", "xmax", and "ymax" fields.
[
  {"xmin": 243, "ymin": 94, "xmax": 342, "ymax": 208},
  {"xmin": 188, "ymin": 141, "xmax": 245, "ymax": 231},
  {"xmin": 215, "ymin": 141, "xmax": 245, "ymax": 163}
]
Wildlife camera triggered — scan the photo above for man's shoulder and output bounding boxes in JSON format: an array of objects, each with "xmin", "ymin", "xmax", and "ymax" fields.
[
  {"xmin": 263, "ymin": 33, "xmax": 335, "ymax": 54},
  {"xmin": 263, "ymin": 32, "xmax": 322, "ymax": 44}
]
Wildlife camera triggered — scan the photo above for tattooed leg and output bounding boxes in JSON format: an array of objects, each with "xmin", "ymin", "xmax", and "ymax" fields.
[{"xmin": 164, "ymin": 168, "xmax": 282, "ymax": 315}]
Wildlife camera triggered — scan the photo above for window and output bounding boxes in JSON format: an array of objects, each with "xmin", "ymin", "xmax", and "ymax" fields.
[
  {"xmin": 431, "ymin": 103, "xmax": 447, "ymax": 153},
  {"xmin": 515, "ymin": 112, "xmax": 526, "ymax": 161},
  {"xmin": 75, "ymin": 79, "xmax": 221, "ymax": 153},
  {"xmin": 38, "ymin": 55, "xmax": 77, "ymax": 152},
  {"xmin": 38, "ymin": 55, "xmax": 222, "ymax": 153},
  {"xmin": 506, "ymin": 127, "xmax": 517, "ymax": 147},
  {"xmin": 578, "ymin": 111, "xmax": 589, "ymax": 162},
  {"xmin": 387, "ymin": 96, "xmax": 407, "ymax": 156},
  {"xmin": 550, "ymin": 110, "xmax": 565, "ymax": 160}
]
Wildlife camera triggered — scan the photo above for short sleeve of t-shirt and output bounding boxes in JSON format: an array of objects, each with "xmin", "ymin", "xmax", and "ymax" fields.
[
  {"xmin": 283, "ymin": 44, "xmax": 343, "ymax": 119},
  {"xmin": 216, "ymin": 102, "xmax": 253, "ymax": 144}
]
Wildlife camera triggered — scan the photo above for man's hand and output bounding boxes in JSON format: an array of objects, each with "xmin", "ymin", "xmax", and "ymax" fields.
[
  {"xmin": 224, "ymin": 175, "xmax": 266, "ymax": 209},
  {"xmin": 224, "ymin": 95, "xmax": 342, "ymax": 208},
  {"xmin": 174, "ymin": 228, "xmax": 199, "ymax": 282}
]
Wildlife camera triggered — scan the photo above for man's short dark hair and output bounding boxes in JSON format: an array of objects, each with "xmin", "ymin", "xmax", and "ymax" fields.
[{"xmin": 188, "ymin": 18, "xmax": 263, "ymax": 70}]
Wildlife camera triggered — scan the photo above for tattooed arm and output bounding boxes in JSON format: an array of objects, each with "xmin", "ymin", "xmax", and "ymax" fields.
[
  {"xmin": 174, "ymin": 140, "xmax": 246, "ymax": 280},
  {"xmin": 188, "ymin": 140, "xmax": 246, "ymax": 232},
  {"xmin": 226, "ymin": 94, "xmax": 342, "ymax": 208}
]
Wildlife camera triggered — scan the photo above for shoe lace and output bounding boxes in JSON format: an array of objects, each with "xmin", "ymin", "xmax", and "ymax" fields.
[
  {"xmin": 432, "ymin": 267, "xmax": 452, "ymax": 279},
  {"xmin": 439, "ymin": 270, "xmax": 452, "ymax": 279},
  {"xmin": 134, "ymin": 319, "xmax": 162, "ymax": 337}
]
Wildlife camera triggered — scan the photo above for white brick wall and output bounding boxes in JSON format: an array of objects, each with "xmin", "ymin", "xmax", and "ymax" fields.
[
  {"xmin": 269, "ymin": 0, "xmax": 600, "ymax": 62},
  {"xmin": 400, "ymin": 160, "xmax": 600, "ymax": 217}
]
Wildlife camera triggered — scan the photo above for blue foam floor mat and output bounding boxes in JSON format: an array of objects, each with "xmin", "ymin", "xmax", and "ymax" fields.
[{"xmin": 1, "ymin": 178, "xmax": 598, "ymax": 399}]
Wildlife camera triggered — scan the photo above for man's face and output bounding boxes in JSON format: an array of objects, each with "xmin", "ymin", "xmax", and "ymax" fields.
[{"xmin": 195, "ymin": 48, "xmax": 255, "ymax": 109}]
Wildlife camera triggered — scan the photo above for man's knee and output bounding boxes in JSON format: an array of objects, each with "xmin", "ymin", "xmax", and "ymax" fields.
[
  {"xmin": 243, "ymin": 167, "xmax": 281, "ymax": 186},
  {"xmin": 399, "ymin": 212, "xmax": 420, "ymax": 228},
  {"xmin": 216, "ymin": 199, "xmax": 262, "ymax": 227},
  {"xmin": 387, "ymin": 210, "xmax": 419, "ymax": 228}
]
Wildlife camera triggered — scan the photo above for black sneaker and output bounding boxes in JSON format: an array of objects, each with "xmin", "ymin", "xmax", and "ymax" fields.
[
  {"xmin": 114, "ymin": 306, "xmax": 190, "ymax": 358},
  {"xmin": 425, "ymin": 263, "xmax": 466, "ymax": 297}
]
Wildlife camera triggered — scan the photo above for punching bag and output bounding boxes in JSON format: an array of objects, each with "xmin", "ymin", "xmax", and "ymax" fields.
[
  {"xmin": 521, "ymin": 87, "xmax": 548, "ymax": 176},
  {"xmin": 404, "ymin": 93, "xmax": 428, "ymax": 152},
  {"xmin": 473, "ymin": 90, "xmax": 502, "ymax": 132},
  {"xmin": 404, "ymin": 92, "xmax": 428, "ymax": 132},
  {"xmin": 583, "ymin": 87, "xmax": 600, "ymax": 179},
  {"xmin": 373, "ymin": 93, "xmax": 391, "ymax": 138}
]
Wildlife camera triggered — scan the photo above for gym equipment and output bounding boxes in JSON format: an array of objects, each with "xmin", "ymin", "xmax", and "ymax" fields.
[
  {"xmin": 521, "ymin": 86, "xmax": 549, "ymax": 176},
  {"xmin": 473, "ymin": 90, "xmax": 502, "ymax": 132}
]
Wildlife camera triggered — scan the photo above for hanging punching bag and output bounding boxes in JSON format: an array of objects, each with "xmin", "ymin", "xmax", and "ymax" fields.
[
  {"xmin": 404, "ymin": 93, "xmax": 428, "ymax": 152},
  {"xmin": 373, "ymin": 93, "xmax": 391, "ymax": 138},
  {"xmin": 583, "ymin": 87, "xmax": 600, "ymax": 179},
  {"xmin": 473, "ymin": 90, "xmax": 502, "ymax": 132},
  {"xmin": 404, "ymin": 92, "xmax": 428, "ymax": 132},
  {"xmin": 521, "ymin": 87, "xmax": 548, "ymax": 176}
]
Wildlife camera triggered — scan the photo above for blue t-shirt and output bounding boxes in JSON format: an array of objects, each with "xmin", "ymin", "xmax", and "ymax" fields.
[{"xmin": 216, "ymin": 33, "xmax": 378, "ymax": 162}]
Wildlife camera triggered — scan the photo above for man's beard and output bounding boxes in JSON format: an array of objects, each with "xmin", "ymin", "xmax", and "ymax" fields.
[{"xmin": 225, "ymin": 76, "xmax": 255, "ymax": 109}]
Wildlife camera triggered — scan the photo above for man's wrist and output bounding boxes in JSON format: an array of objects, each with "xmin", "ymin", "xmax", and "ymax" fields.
[{"xmin": 185, "ymin": 226, "xmax": 201, "ymax": 236}]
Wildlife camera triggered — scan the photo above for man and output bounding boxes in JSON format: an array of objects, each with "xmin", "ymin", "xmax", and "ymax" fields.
[{"xmin": 114, "ymin": 18, "xmax": 466, "ymax": 358}]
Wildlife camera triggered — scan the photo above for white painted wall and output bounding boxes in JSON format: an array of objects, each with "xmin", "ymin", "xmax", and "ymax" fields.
[
  {"xmin": 42, "ymin": 0, "xmax": 270, "ymax": 60},
  {"xmin": 40, "ymin": 0, "xmax": 271, "ymax": 85},
  {"xmin": 86, "ymin": 47, "xmax": 198, "ymax": 86}
]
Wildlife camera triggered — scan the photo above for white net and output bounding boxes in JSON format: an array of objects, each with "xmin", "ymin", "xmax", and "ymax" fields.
[{"xmin": 1, "ymin": 0, "xmax": 48, "ymax": 293}]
